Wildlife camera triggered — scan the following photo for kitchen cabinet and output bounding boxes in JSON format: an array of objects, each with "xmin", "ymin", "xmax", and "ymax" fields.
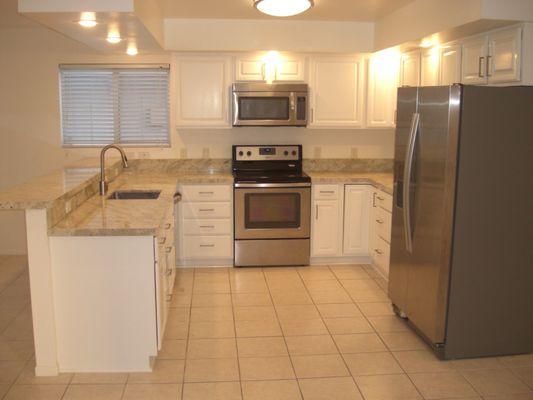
[
  {"xmin": 461, "ymin": 26, "xmax": 522, "ymax": 85},
  {"xmin": 174, "ymin": 55, "xmax": 231, "ymax": 128},
  {"xmin": 177, "ymin": 184, "xmax": 233, "ymax": 265},
  {"xmin": 311, "ymin": 185, "xmax": 342, "ymax": 257},
  {"xmin": 439, "ymin": 43, "xmax": 462, "ymax": 85},
  {"xmin": 370, "ymin": 189, "xmax": 393, "ymax": 277},
  {"xmin": 343, "ymin": 185, "xmax": 371, "ymax": 256},
  {"xmin": 308, "ymin": 56, "xmax": 364, "ymax": 128},
  {"xmin": 235, "ymin": 53, "xmax": 305, "ymax": 82},
  {"xmin": 399, "ymin": 50, "xmax": 421, "ymax": 87},
  {"xmin": 366, "ymin": 50, "xmax": 400, "ymax": 127},
  {"xmin": 420, "ymin": 47, "xmax": 440, "ymax": 86}
]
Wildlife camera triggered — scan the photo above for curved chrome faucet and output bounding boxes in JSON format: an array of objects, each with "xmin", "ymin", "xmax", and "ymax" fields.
[{"xmin": 99, "ymin": 144, "xmax": 129, "ymax": 195}]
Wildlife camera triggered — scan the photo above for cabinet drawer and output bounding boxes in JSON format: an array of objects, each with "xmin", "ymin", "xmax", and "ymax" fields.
[
  {"xmin": 374, "ymin": 206, "xmax": 392, "ymax": 244},
  {"xmin": 181, "ymin": 185, "xmax": 231, "ymax": 202},
  {"xmin": 183, "ymin": 219, "xmax": 232, "ymax": 236},
  {"xmin": 314, "ymin": 185, "xmax": 339, "ymax": 200},
  {"xmin": 182, "ymin": 235, "xmax": 232, "ymax": 259},
  {"xmin": 371, "ymin": 236, "xmax": 390, "ymax": 277},
  {"xmin": 182, "ymin": 202, "xmax": 231, "ymax": 219},
  {"xmin": 374, "ymin": 191, "xmax": 392, "ymax": 212}
]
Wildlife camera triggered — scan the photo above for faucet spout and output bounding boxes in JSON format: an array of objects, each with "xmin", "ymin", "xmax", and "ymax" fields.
[{"xmin": 99, "ymin": 144, "xmax": 128, "ymax": 196}]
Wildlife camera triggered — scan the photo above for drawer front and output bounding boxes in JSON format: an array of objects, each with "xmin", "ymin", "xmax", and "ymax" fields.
[
  {"xmin": 372, "ymin": 236, "xmax": 390, "ymax": 277},
  {"xmin": 374, "ymin": 206, "xmax": 392, "ymax": 244},
  {"xmin": 183, "ymin": 219, "xmax": 232, "ymax": 236},
  {"xmin": 181, "ymin": 185, "xmax": 231, "ymax": 202},
  {"xmin": 182, "ymin": 202, "xmax": 231, "ymax": 219},
  {"xmin": 182, "ymin": 235, "xmax": 232, "ymax": 259},
  {"xmin": 374, "ymin": 191, "xmax": 393, "ymax": 212},
  {"xmin": 314, "ymin": 185, "xmax": 339, "ymax": 200}
]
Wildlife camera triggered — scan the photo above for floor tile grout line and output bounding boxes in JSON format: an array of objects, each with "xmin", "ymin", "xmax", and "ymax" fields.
[
  {"xmin": 178, "ymin": 266, "xmax": 196, "ymax": 399},
  {"xmin": 229, "ymin": 266, "xmax": 245, "ymax": 400},
  {"xmin": 261, "ymin": 266, "xmax": 302, "ymax": 398}
]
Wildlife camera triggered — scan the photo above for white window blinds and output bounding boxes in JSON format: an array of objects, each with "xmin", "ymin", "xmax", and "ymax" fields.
[{"xmin": 59, "ymin": 64, "xmax": 170, "ymax": 146}]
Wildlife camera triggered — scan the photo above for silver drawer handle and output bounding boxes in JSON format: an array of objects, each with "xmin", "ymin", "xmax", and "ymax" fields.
[
  {"xmin": 376, "ymin": 196, "xmax": 384, "ymax": 201},
  {"xmin": 200, "ymin": 244, "xmax": 215, "ymax": 248},
  {"xmin": 199, "ymin": 208, "xmax": 215, "ymax": 212},
  {"xmin": 165, "ymin": 268, "xmax": 173, "ymax": 276},
  {"xmin": 198, "ymin": 191, "xmax": 214, "ymax": 195},
  {"xmin": 166, "ymin": 293, "xmax": 173, "ymax": 302},
  {"xmin": 320, "ymin": 190, "xmax": 335, "ymax": 194},
  {"xmin": 158, "ymin": 237, "xmax": 166, "ymax": 245},
  {"xmin": 199, "ymin": 225, "xmax": 215, "ymax": 229},
  {"xmin": 376, "ymin": 219, "xmax": 384, "ymax": 224},
  {"xmin": 164, "ymin": 223, "xmax": 171, "ymax": 229},
  {"xmin": 374, "ymin": 248, "xmax": 384, "ymax": 255},
  {"xmin": 165, "ymin": 246, "xmax": 172, "ymax": 253}
]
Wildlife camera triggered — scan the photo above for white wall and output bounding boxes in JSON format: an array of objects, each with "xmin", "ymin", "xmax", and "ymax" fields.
[{"xmin": 0, "ymin": 1, "xmax": 394, "ymax": 254}]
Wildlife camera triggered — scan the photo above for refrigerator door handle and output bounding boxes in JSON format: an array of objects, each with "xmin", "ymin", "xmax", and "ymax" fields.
[{"xmin": 403, "ymin": 112, "xmax": 420, "ymax": 253}]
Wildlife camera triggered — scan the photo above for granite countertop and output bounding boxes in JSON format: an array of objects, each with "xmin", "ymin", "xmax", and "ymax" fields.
[
  {"xmin": 306, "ymin": 171, "xmax": 393, "ymax": 195},
  {"xmin": 49, "ymin": 171, "xmax": 232, "ymax": 237}
]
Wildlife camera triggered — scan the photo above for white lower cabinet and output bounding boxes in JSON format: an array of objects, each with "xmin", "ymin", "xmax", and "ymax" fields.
[
  {"xmin": 343, "ymin": 185, "xmax": 371, "ymax": 256},
  {"xmin": 177, "ymin": 184, "xmax": 233, "ymax": 265},
  {"xmin": 312, "ymin": 199, "xmax": 342, "ymax": 257},
  {"xmin": 370, "ymin": 189, "xmax": 393, "ymax": 277}
]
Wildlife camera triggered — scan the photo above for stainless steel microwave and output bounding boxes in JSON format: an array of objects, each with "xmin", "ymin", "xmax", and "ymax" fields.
[{"xmin": 232, "ymin": 83, "xmax": 308, "ymax": 127}]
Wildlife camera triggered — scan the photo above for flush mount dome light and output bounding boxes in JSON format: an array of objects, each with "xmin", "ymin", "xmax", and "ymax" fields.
[{"xmin": 254, "ymin": 0, "xmax": 314, "ymax": 17}]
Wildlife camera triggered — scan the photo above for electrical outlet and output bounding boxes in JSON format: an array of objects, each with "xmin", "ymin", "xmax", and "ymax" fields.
[
  {"xmin": 65, "ymin": 200, "xmax": 72, "ymax": 215},
  {"xmin": 351, "ymin": 147, "xmax": 359, "ymax": 158},
  {"xmin": 180, "ymin": 148, "xmax": 188, "ymax": 159},
  {"xmin": 202, "ymin": 148, "xmax": 210, "ymax": 158},
  {"xmin": 313, "ymin": 146, "xmax": 322, "ymax": 159}
]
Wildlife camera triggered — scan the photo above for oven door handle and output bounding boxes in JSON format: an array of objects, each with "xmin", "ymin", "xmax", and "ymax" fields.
[{"xmin": 234, "ymin": 182, "xmax": 311, "ymax": 188}]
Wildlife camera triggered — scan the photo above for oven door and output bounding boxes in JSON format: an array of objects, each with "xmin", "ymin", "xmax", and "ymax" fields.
[
  {"xmin": 234, "ymin": 185, "xmax": 311, "ymax": 239},
  {"xmin": 232, "ymin": 91, "xmax": 307, "ymax": 126}
]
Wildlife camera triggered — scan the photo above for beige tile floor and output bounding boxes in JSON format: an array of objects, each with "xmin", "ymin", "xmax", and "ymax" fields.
[{"xmin": 0, "ymin": 255, "xmax": 532, "ymax": 399}]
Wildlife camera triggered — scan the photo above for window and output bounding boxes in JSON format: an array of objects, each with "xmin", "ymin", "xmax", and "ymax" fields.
[{"xmin": 59, "ymin": 64, "xmax": 170, "ymax": 147}]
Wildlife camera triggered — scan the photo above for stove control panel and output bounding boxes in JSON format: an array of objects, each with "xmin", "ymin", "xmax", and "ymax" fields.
[{"xmin": 234, "ymin": 145, "xmax": 300, "ymax": 161}]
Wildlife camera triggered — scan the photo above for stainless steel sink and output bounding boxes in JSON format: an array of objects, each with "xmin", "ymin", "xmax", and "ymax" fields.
[{"xmin": 107, "ymin": 190, "xmax": 161, "ymax": 200}]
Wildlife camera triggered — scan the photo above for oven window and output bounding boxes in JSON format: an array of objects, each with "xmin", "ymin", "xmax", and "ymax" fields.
[
  {"xmin": 245, "ymin": 193, "xmax": 301, "ymax": 229},
  {"xmin": 238, "ymin": 97, "xmax": 290, "ymax": 120}
]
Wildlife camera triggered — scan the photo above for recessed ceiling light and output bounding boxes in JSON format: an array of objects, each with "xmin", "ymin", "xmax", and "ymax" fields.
[
  {"xmin": 106, "ymin": 33, "xmax": 121, "ymax": 44},
  {"xmin": 78, "ymin": 12, "xmax": 97, "ymax": 28},
  {"xmin": 254, "ymin": 0, "xmax": 314, "ymax": 17},
  {"xmin": 126, "ymin": 44, "xmax": 138, "ymax": 56}
]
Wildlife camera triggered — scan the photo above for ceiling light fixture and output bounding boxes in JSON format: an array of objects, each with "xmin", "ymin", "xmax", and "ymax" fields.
[
  {"xmin": 78, "ymin": 12, "xmax": 97, "ymax": 28},
  {"xmin": 106, "ymin": 32, "xmax": 122, "ymax": 44},
  {"xmin": 126, "ymin": 44, "xmax": 138, "ymax": 56},
  {"xmin": 254, "ymin": 0, "xmax": 314, "ymax": 17}
]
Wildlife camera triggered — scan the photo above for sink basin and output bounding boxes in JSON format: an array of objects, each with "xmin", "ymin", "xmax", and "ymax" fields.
[{"xmin": 107, "ymin": 190, "xmax": 161, "ymax": 200}]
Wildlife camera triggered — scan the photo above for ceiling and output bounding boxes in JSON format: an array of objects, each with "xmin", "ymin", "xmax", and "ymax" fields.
[{"xmin": 159, "ymin": 0, "xmax": 415, "ymax": 22}]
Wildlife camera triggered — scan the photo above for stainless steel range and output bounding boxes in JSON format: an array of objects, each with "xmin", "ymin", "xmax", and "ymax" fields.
[{"xmin": 232, "ymin": 145, "xmax": 311, "ymax": 267}]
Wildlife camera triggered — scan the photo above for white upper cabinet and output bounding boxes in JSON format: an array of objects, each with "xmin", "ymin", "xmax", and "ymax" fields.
[
  {"xmin": 366, "ymin": 50, "xmax": 400, "ymax": 128},
  {"xmin": 399, "ymin": 50, "xmax": 421, "ymax": 87},
  {"xmin": 439, "ymin": 44, "xmax": 462, "ymax": 85},
  {"xmin": 420, "ymin": 47, "xmax": 440, "ymax": 86},
  {"xmin": 235, "ymin": 53, "xmax": 305, "ymax": 82},
  {"xmin": 343, "ymin": 185, "xmax": 371, "ymax": 256},
  {"xmin": 174, "ymin": 55, "xmax": 231, "ymax": 128},
  {"xmin": 461, "ymin": 36, "xmax": 489, "ymax": 85},
  {"xmin": 308, "ymin": 56, "xmax": 364, "ymax": 128},
  {"xmin": 487, "ymin": 26, "xmax": 522, "ymax": 84}
]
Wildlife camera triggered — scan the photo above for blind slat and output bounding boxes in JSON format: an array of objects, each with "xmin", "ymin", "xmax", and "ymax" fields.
[{"xmin": 60, "ymin": 67, "xmax": 169, "ymax": 146}]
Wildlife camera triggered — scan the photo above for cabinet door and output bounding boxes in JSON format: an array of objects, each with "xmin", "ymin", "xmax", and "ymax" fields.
[
  {"xmin": 420, "ymin": 48, "xmax": 440, "ymax": 86},
  {"xmin": 276, "ymin": 57, "xmax": 305, "ymax": 81},
  {"xmin": 343, "ymin": 185, "xmax": 371, "ymax": 256},
  {"xmin": 439, "ymin": 44, "xmax": 462, "ymax": 85},
  {"xmin": 488, "ymin": 27, "xmax": 522, "ymax": 84},
  {"xmin": 309, "ymin": 57, "xmax": 364, "ymax": 128},
  {"xmin": 175, "ymin": 56, "xmax": 231, "ymax": 128},
  {"xmin": 312, "ymin": 199, "xmax": 341, "ymax": 256},
  {"xmin": 235, "ymin": 57, "xmax": 264, "ymax": 81},
  {"xmin": 399, "ymin": 50, "xmax": 420, "ymax": 87},
  {"xmin": 366, "ymin": 51, "xmax": 400, "ymax": 127},
  {"xmin": 461, "ymin": 36, "xmax": 488, "ymax": 85}
]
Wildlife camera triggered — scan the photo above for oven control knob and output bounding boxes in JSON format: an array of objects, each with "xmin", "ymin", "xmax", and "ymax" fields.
[
  {"xmin": 284, "ymin": 150, "xmax": 289, "ymax": 156},
  {"xmin": 238, "ymin": 151, "xmax": 244, "ymax": 156},
  {"xmin": 292, "ymin": 150, "xmax": 297, "ymax": 156},
  {"xmin": 246, "ymin": 151, "xmax": 252, "ymax": 156}
]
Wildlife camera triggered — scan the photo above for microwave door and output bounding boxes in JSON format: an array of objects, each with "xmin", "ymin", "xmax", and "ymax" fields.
[{"xmin": 233, "ymin": 91, "xmax": 292, "ymax": 126}]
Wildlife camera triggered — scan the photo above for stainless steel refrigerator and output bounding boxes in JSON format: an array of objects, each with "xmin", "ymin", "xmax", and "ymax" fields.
[{"xmin": 389, "ymin": 84, "xmax": 533, "ymax": 359}]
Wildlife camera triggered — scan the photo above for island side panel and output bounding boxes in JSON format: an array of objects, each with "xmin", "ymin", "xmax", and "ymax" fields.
[
  {"xmin": 49, "ymin": 235, "xmax": 158, "ymax": 372},
  {"xmin": 25, "ymin": 209, "xmax": 60, "ymax": 376}
]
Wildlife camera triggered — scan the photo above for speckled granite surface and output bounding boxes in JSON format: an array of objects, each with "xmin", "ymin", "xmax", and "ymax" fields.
[{"xmin": 307, "ymin": 172, "xmax": 393, "ymax": 195}]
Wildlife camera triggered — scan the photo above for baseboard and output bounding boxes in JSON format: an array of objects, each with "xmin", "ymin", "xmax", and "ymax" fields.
[
  {"xmin": 176, "ymin": 259, "xmax": 233, "ymax": 267},
  {"xmin": 310, "ymin": 256, "xmax": 372, "ymax": 265},
  {"xmin": 35, "ymin": 364, "xmax": 59, "ymax": 377}
]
